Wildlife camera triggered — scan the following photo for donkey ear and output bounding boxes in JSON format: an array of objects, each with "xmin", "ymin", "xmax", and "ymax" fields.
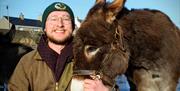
[
  {"xmin": 5, "ymin": 24, "xmax": 16, "ymax": 42},
  {"xmin": 106, "ymin": 0, "xmax": 124, "ymax": 23},
  {"xmin": 95, "ymin": 0, "xmax": 105, "ymax": 4}
]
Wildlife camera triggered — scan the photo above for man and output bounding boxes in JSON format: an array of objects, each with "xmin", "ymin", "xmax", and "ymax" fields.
[{"xmin": 8, "ymin": 2, "xmax": 109, "ymax": 91}]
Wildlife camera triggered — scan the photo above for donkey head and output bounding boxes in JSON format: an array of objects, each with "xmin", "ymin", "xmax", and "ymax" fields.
[{"xmin": 73, "ymin": 0, "xmax": 129, "ymax": 86}]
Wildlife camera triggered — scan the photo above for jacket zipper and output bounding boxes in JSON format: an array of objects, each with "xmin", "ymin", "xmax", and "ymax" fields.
[
  {"xmin": 50, "ymin": 69, "xmax": 59, "ymax": 91},
  {"xmin": 55, "ymin": 82, "xmax": 59, "ymax": 91}
]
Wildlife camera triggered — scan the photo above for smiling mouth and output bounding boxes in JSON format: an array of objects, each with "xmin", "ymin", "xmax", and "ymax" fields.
[
  {"xmin": 56, "ymin": 30, "xmax": 64, "ymax": 33},
  {"xmin": 54, "ymin": 29, "xmax": 65, "ymax": 33}
]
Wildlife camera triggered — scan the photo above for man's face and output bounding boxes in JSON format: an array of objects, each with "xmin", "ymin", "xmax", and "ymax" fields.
[{"xmin": 45, "ymin": 11, "xmax": 73, "ymax": 44}]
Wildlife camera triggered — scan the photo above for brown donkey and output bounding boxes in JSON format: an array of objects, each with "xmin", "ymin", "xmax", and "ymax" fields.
[{"xmin": 72, "ymin": 0, "xmax": 180, "ymax": 91}]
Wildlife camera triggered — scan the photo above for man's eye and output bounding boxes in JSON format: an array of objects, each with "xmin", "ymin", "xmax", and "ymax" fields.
[
  {"xmin": 51, "ymin": 18, "xmax": 57, "ymax": 21},
  {"xmin": 49, "ymin": 17, "xmax": 58, "ymax": 21},
  {"xmin": 63, "ymin": 18, "xmax": 71, "ymax": 21}
]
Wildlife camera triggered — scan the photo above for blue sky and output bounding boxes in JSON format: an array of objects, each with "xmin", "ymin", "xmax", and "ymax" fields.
[{"xmin": 0, "ymin": 0, "xmax": 180, "ymax": 28}]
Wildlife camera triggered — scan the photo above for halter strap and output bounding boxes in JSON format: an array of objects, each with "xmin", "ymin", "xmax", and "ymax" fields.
[{"xmin": 73, "ymin": 70, "xmax": 96, "ymax": 76}]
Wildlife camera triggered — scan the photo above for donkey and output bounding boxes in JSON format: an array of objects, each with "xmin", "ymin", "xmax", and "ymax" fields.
[
  {"xmin": 0, "ymin": 25, "xmax": 33, "ymax": 87},
  {"xmin": 72, "ymin": 0, "xmax": 180, "ymax": 91}
]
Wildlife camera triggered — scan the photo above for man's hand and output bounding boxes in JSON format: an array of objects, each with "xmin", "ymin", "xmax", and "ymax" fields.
[{"xmin": 83, "ymin": 79, "xmax": 109, "ymax": 91}]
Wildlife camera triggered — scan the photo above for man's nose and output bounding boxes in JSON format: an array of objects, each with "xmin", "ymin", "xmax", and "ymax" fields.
[{"xmin": 57, "ymin": 18, "xmax": 64, "ymax": 27}]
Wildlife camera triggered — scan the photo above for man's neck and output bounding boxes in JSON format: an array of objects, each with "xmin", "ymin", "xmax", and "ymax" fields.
[{"xmin": 48, "ymin": 41, "xmax": 65, "ymax": 54}]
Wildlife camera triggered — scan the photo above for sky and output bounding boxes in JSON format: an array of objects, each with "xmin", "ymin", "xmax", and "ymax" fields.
[{"xmin": 0, "ymin": 0, "xmax": 180, "ymax": 28}]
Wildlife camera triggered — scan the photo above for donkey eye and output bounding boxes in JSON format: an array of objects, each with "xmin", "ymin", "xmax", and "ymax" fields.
[
  {"xmin": 84, "ymin": 45, "xmax": 100, "ymax": 60},
  {"xmin": 86, "ymin": 46, "xmax": 97, "ymax": 53}
]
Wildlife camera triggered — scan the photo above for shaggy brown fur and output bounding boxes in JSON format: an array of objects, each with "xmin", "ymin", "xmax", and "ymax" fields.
[{"xmin": 73, "ymin": 0, "xmax": 180, "ymax": 91}]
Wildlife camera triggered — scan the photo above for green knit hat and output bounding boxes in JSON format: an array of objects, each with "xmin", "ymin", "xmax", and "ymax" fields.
[{"xmin": 42, "ymin": 2, "xmax": 75, "ymax": 30}]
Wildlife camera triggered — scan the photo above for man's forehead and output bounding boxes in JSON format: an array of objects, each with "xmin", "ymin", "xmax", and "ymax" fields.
[{"xmin": 48, "ymin": 11, "xmax": 70, "ymax": 17}]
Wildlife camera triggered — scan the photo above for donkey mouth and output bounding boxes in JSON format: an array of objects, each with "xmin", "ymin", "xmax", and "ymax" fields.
[
  {"xmin": 71, "ymin": 70, "xmax": 96, "ymax": 91},
  {"xmin": 73, "ymin": 70, "xmax": 103, "ymax": 80},
  {"xmin": 71, "ymin": 70, "xmax": 103, "ymax": 91}
]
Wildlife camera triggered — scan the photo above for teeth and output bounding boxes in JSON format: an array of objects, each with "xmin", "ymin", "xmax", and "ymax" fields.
[{"xmin": 55, "ymin": 30, "xmax": 64, "ymax": 33}]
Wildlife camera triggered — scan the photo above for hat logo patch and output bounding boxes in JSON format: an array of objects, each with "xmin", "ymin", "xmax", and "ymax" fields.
[{"xmin": 55, "ymin": 3, "xmax": 66, "ymax": 10}]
